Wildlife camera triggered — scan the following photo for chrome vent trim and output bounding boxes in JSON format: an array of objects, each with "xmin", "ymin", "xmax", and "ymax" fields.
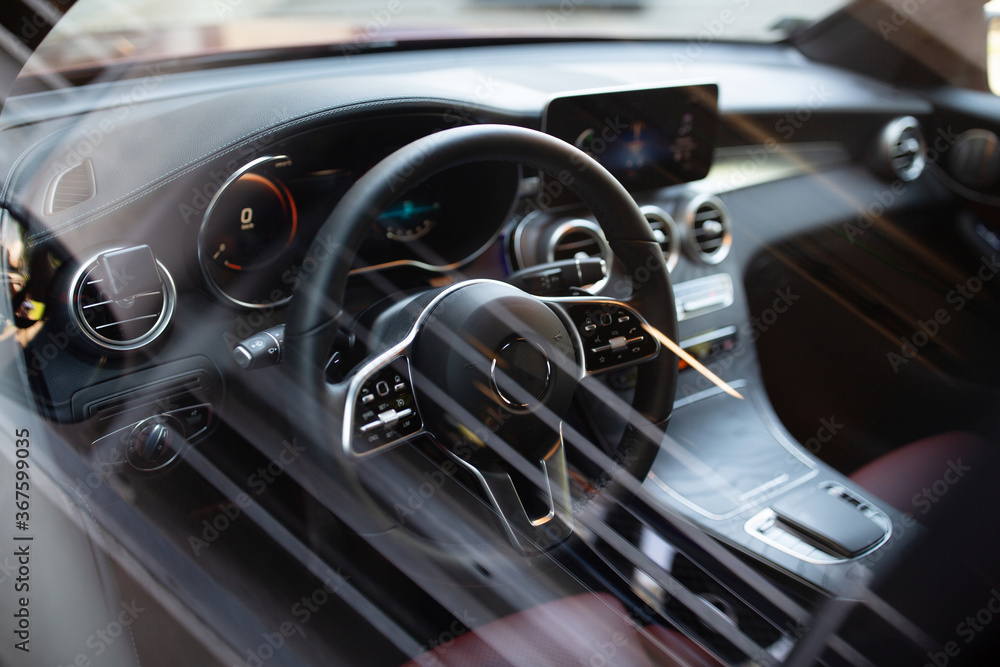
[
  {"xmin": 45, "ymin": 159, "xmax": 96, "ymax": 215},
  {"xmin": 547, "ymin": 219, "xmax": 612, "ymax": 265},
  {"xmin": 640, "ymin": 205, "xmax": 680, "ymax": 273},
  {"xmin": 72, "ymin": 250, "xmax": 176, "ymax": 351},
  {"xmin": 683, "ymin": 195, "xmax": 731, "ymax": 265},
  {"xmin": 880, "ymin": 116, "xmax": 926, "ymax": 182},
  {"xmin": 546, "ymin": 219, "xmax": 612, "ymax": 293}
]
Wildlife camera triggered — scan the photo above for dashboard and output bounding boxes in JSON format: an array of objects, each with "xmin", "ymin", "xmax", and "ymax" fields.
[
  {"xmin": 6, "ymin": 34, "xmax": 1000, "ymax": 667},
  {"xmin": 0, "ymin": 39, "xmax": 940, "ymax": 533},
  {"xmin": 0, "ymin": 39, "xmax": 936, "ymax": 499}
]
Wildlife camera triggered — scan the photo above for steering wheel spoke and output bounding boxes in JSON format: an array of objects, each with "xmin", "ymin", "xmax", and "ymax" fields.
[
  {"xmin": 544, "ymin": 297, "xmax": 661, "ymax": 374},
  {"xmin": 442, "ymin": 422, "xmax": 573, "ymax": 555}
]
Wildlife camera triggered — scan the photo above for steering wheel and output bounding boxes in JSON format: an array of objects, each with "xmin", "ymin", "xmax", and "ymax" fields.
[{"xmin": 285, "ymin": 124, "xmax": 678, "ymax": 553}]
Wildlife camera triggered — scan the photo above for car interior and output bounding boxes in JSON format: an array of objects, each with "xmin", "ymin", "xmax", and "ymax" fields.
[{"xmin": 2, "ymin": 0, "xmax": 1000, "ymax": 665}]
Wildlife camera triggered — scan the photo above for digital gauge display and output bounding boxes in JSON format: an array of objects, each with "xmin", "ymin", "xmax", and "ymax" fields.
[
  {"xmin": 375, "ymin": 183, "xmax": 441, "ymax": 242},
  {"xmin": 542, "ymin": 84, "xmax": 718, "ymax": 208},
  {"xmin": 199, "ymin": 156, "xmax": 299, "ymax": 308}
]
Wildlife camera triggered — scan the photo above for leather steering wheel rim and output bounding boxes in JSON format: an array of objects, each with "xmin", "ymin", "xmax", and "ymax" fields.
[{"xmin": 284, "ymin": 123, "xmax": 678, "ymax": 538}]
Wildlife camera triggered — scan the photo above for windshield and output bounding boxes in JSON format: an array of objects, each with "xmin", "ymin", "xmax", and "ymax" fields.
[{"xmin": 23, "ymin": 0, "xmax": 850, "ymax": 75}]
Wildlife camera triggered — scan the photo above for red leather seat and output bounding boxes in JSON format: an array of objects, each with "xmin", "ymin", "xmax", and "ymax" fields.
[
  {"xmin": 849, "ymin": 431, "xmax": 990, "ymax": 514},
  {"xmin": 402, "ymin": 592, "xmax": 720, "ymax": 667}
]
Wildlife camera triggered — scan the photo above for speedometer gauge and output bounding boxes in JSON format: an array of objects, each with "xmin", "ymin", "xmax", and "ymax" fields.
[
  {"xmin": 199, "ymin": 156, "xmax": 298, "ymax": 308},
  {"xmin": 206, "ymin": 173, "xmax": 296, "ymax": 271}
]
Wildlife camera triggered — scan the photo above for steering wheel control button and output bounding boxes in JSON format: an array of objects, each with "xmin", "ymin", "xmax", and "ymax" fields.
[
  {"xmin": 566, "ymin": 302, "xmax": 659, "ymax": 372},
  {"xmin": 490, "ymin": 338, "xmax": 552, "ymax": 409},
  {"xmin": 352, "ymin": 357, "xmax": 421, "ymax": 454}
]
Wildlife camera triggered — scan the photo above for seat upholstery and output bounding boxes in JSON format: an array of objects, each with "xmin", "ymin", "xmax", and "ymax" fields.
[
  {"xmin": 402, "ymin": 592, "xmax": 720, "ymax": 667},
  {"xmin": 849, "ymin": 431, "xmax": 990, "ymax": 514}
]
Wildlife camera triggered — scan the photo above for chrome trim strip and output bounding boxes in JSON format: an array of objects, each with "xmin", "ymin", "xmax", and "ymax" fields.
[{"xmin": 743, "ymin": 484, "xmax": 892, "ymax": 565}]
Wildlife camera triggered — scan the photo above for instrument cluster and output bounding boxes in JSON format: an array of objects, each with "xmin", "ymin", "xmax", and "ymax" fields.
[{"xmin": 196, "ymin": 115, "xmax": 521, "ymax": 308}]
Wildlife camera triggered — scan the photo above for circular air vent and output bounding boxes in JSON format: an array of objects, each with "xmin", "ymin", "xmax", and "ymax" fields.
[
  {"xmin": 546, "ymin": 219, "xmax": 612, "ymax": 292},
  {"xmin": 72, "ymin": 250, "xmax": 176, "ymax": 351},
  {"xmin": 880, "ymin": 116, "xmax": 926, "ymax": 182},
  {"xmin": 947, "ymin": 129, "xmax": 1000, "ymax": 189},
  {"xmin": 683, "ymin": 195, "xmax": 732, "ymax": 265},
  {"xmin": 547, "ymin": 219, "xmax": 613, "ymax": 265},
  {"xmin": 641, "ymin": 205, "xmax": 680, "ymax": 272}
]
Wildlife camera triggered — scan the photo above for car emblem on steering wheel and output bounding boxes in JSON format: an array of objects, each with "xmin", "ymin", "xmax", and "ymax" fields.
[{"xmin": 489, "ymin": 337, "xmax": 552, "ymax": 410}]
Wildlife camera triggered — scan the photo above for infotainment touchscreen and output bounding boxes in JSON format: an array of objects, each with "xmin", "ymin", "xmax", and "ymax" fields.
[{"xmin": 541, "ymin": 84, "xmax": 718, "ymax": 207}]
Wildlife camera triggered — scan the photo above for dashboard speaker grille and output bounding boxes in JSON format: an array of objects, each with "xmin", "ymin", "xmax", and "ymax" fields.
[
  {"xmin": 73, "ymin": 251, "xmax": 175, "ymax": 351},
  {"xmin": 46, "ymin": 159, "xmax": 96, "ymax": 215}
]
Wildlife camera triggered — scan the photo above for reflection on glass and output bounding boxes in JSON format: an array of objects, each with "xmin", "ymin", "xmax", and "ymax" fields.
[{"xmin": 1, "ymin": 213, "xmax": 49, "ymax": 348}]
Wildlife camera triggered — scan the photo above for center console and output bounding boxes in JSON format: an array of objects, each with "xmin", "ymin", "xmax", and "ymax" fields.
[{"xmin": 645, "ymin": 380, "xmax": 900, "ymax": 584}]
